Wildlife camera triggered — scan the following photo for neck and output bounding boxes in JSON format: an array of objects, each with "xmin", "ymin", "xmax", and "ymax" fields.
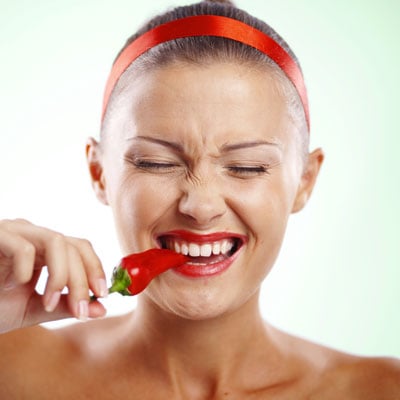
[{"xmin": 128, "ymin": 292, "xmax": 285, "ymax": 396}]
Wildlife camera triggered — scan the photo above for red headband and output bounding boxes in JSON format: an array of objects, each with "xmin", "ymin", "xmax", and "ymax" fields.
[{"xmin": 102, "ymin": 15, "xmax": 310, "ymax": 130}]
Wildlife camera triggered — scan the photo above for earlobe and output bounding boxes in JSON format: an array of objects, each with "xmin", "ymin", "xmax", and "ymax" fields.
[
  {"xmin": 86, "ymin": 137, "xmax": 109, "ymax": 205},
  {"xmin": 291, "ymin": 148, "xmax": 324, "ymax": 213}
]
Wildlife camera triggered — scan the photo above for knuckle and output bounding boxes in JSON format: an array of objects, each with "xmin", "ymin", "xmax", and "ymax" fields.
[
  {"xmin": 15, "ymin": 269, "xmax": 33, "ymax": 284},
  {"xmin": 49, "ymin": 231, "xmax": 64, "ymax": 244},
  {"xmin": 13, "ymin": 218, "xmax": 31, "ymax": 225},
  {"xmin": 46, "ymin": 266, "xmax": 68, "ymax": 290},
  {"xmin": 0, "ymin": 218, "xmax": 9, "ymax": 225},
  {"xmin": 46, "ymin": 277, "xmax": 66, "ymax": 292},
  {"xmin": 79, "ymin": 238, "xmax": 93, "ymax": 249},
  {"xmin": 68, "ymin": 276, "xmax": 89, "ymax": 298},
  {"xmin": 0, "ymin": 218, "xmax": 30, "ymax": 230},
  {"xmin": 19, "ymin": 241, "xmax": 35, "ymax": 258},
  {"xmin": 69, "ymin": 238, "xmax": 102, "ymax": 272},
  {"xmin": 71, "ymin": 237, "xmax": 94, "ymax": 253},
  {"xmin": 71, "ymin": 281, "xmax": 89, "ymax": 295},
  {"xmin": 0, "ymin": 219, "xmax": 13, "ymax": 229},
  {"xmin": 68, "ymin": 243, "xmax": 81, "ymax": 260},
  {"xmin": 87, "ymin": 254, "xmax": 102, "ymax": 272}
]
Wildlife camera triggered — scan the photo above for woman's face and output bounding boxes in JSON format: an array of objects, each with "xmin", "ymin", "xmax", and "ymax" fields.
[{"xmin": 89, "ymin": 62, "xmax": 319, "ymax": 320}]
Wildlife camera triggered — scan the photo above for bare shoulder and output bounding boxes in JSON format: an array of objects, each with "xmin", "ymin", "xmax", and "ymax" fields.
[
  {"xmin": 0, "ymin": 325, "xmax": 67, "ymax": 396},
  {"xmin": 0, "ymin": 317, "xmax": 110, "ymax": 359},
  {"xmin": 0, "ymin": 324, "xmax": 62, "ymax": 363},
  {"xmin": 0, "ymin": 316, "xmax": 130, "ymax": 399},
  {"xmin": 315, "ymin": 353, "xmax": 400, "ymax": 399},
  {"xmin": 0, "ymin": 323, "xmax": 83, "ymax": 371},
  {"xmin": 269, "ymin": 326, "xmax": 400, "ymax": 399}
]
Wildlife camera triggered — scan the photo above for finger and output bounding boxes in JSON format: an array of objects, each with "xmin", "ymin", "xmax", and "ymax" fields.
[
  {"xmin": 67, "ymin": 237, "xmax": 108, "ymax": 298},
  {"xmin": 22, "ymin": 292, "xmax": 105, "ymax": 327},
  {"xmin": 19, "ymin": 291, "xmax": 68, "ymax": 327},
  {"xmin": 0, "ymin": 227, "xmax": 35, "ymax": 287},
  {"xmin": 0, "ymin": 220, "xmax": 107, "ymax": 324},
  {"xmin": 1, "ymin": 220, "xmax": 69, "ymax": 301},
  {"xmin": 21, "ymin": 288, "xmax": 107, "ymax": 328},
  {"xmin": 88, "ymin": 300, "xmax": 107, "ymax": 319},
  {"xmin": 41, "ymin": 232, "xmax": 69, "ymax": 312},
  {"xmin": 65, "ymin": 244, "xmax": 91, "ymax": 320}
]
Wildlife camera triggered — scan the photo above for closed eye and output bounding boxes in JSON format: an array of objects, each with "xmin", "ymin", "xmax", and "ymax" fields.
[
  {"xmin": 136, "ymin": 161, "xmax": 176, "ymax": 169},
  {"xmin": 226, "ymin": 165, "xmax": 270, "ymax": 177},
  {"xmin": 127, "ymin": 158, "xmax": 181, "ymax": 173}
]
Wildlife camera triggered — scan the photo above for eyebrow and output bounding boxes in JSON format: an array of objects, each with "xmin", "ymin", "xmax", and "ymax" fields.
[
  {"xmin": 128, "ymin": 136, "xmax": 280, "ymax": 153},
  {"xmin": 220, "ymin": 140, "xmax": 281, "ymax": 152},
  {"xmin": 128, "ymin": 136, "xmax": 184, "ymax": 152}
]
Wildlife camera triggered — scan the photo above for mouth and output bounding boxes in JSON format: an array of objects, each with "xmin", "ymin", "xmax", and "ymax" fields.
[{"xmin": 156, "ymin": 231, "xmax": 245, "ymax": 271}]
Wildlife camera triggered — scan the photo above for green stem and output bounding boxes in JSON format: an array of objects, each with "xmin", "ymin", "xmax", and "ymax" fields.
[{"xmin": 90, "ymin": 267, "xmax": 132, "ymax": 301}]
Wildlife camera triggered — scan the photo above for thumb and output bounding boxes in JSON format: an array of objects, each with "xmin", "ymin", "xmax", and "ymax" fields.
[{"xmin": 23, "ymin": 292, "xmax": 106, "ymax": 327}]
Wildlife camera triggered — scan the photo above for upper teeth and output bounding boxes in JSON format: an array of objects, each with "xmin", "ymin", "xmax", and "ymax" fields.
[{"xmin": 167, "ymin": 239, "xmax": 235, "ymax": 257}]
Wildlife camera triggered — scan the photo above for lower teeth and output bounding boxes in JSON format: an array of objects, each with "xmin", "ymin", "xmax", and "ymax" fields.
[{"xmin": 187, "ymin": 253, "xmax": 229, "ymax": 265}]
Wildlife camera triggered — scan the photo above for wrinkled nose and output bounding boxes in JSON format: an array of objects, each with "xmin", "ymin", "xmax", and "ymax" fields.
[{"xmin": 178, "ymin": 180, "xmax": 227, "ymax": 227}]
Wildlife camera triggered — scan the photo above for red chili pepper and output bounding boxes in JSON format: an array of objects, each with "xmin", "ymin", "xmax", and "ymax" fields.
[{"xmin": 105, "ymin": 249, "xmax": 189, "ymax": 296}]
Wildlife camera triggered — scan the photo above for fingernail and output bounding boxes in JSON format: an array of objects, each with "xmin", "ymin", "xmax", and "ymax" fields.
[
  {"xmin": 78, "ymin": 300, "xmax": 89, "ymax": 321},
  {"xmin": 97, "ymin": 278, "xmax": 108, "ymax": 298},
  {"xmin": 45, "ymin": 291, "xmax": 61, "ymax": 312}
]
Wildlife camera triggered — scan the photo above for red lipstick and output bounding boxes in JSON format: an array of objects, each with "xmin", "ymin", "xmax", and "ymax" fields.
[{"xmin": 156, "ymin": 230, "xmax": 247, "ymax": 278}]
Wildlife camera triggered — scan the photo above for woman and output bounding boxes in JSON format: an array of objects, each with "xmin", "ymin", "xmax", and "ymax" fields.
[{"xmin": 0, "ymin": 0, "xmax": 399, "ymax": 398}]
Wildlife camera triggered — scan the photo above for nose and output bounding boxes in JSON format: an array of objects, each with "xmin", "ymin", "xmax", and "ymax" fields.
[{"xmin": 178, "ymin": 178, "xmax": 227, "ymax": 227}]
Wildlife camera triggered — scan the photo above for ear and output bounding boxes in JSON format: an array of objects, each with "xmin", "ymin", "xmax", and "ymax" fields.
[
  {"xmin": 85, "ymin": 137, "xmax": 109, "ymax": 205},
  {"xmin": 291, "ymin": 148, "xmax": 324, "ymax": 213}
]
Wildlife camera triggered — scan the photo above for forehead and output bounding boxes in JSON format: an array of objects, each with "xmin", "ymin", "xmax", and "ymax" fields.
[{"xmin": 106, "ymin": 61, "xmax": 293, "ymax": 146}]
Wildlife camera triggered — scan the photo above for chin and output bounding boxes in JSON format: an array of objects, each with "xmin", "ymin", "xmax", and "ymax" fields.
[
  {"xmin": 146, "ymin": 283, "xmax": 237, "ymax": 321},
  {"xmin": 147, "ymin": 279, "xmax": 260, "ymax": 323},
  {"xmin": 174, "ymin": 300, "xmax": 230, "ymax": 321}
]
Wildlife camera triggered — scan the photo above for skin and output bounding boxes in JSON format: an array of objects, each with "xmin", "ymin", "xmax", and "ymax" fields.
[{"xmin": 0, "ymin": 62, "xmax": 399, "ymax": 399}]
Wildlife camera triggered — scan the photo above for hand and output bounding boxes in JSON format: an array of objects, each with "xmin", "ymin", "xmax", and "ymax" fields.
[{"xmin": 0, "ymin": 219, "xmax": 107, "ymax": 334}]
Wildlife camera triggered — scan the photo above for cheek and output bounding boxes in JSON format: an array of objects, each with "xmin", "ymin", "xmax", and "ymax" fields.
[
  {"xmin": 230, "ymin": 176, "xmax": 295, "ymax": 234},
  {"xmin": 108, "ymin": 174, "xmax": 179, "ymax": 252},
  {"xmin": 230, "ymin": 176, "xmax": 297, "ymax": 275}
]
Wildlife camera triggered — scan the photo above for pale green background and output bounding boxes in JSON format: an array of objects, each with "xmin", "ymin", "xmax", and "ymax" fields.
[{"xmin": 0, "ymin": 1, "xmax": 398, "ymax": 357}]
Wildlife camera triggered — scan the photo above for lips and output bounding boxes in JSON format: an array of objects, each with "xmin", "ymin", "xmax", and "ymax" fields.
[{"xmin": 156, "ymin": 230, "xmax": 246, "ymax": 277}]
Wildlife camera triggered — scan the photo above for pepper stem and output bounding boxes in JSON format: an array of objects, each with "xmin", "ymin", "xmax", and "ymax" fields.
[{"xmin": 90, "ymin": 266, "xmax": 132, "ymax": 301}]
